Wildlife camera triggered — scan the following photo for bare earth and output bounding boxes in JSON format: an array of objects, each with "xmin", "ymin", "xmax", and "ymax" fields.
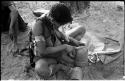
[{"xmin": 1, "ymin": 1, "xmax": 124, "ymax": 80}]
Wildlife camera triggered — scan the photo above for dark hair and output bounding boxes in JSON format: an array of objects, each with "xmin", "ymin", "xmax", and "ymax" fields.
[{"xmin": 49, "ymin": 3, "xmax": 73, "ymax": 25}]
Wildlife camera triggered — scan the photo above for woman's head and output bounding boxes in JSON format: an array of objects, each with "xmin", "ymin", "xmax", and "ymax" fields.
[{"xmin": 49, "ymin": 3, "xmax": 73, "ymax": 26}]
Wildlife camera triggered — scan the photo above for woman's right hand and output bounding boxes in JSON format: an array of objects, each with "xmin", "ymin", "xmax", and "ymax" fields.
[{"xmin": 64, "ymin": 44, "xmax": 75, "ymax": 53}]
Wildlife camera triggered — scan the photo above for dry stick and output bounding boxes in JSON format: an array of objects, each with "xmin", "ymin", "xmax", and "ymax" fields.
[
  {"xmin": 123, "ymin": 33, "xmax": 125, "ymax": 78},
  {"xmin": 94, "ymin": 49, "xmax": 121, "ymax": 55}
]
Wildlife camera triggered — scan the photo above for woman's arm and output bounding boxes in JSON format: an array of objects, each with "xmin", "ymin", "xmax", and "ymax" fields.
[
  {"xmin": 59, "ymin": 30, "xmax": 85, "ymax": 47},
  {"xmin": 32, "ymin": 20, "xmax": 72, "ymax": 57},
  {"xmin": 35, "ymin": 37, "xmax": 67, "ymax": 56}
]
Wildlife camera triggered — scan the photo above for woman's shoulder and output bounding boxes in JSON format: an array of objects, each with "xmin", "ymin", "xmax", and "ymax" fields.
[
  {"xmin": 32, "ymin": 13, "xmax": 51, "ymax": 36},
  {"xmin": 32, "ymin": 20, "xmax": 44, "ymax": 36}
]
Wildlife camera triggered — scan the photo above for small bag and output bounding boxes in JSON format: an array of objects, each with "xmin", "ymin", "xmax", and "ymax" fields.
[{"xmin": 75, "ymin": 46, "xmax": 88, "ymax": 67}]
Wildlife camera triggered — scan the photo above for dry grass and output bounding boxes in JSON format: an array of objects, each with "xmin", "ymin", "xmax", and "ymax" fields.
[{"xmin": 1, "ymin": 1, "xmax": 124, "ymax": 80}]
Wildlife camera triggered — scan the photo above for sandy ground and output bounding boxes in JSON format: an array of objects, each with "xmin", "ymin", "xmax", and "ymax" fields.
[{"xmin": 1, "ymin": 1, "xmax": 124, "ymax": 80}]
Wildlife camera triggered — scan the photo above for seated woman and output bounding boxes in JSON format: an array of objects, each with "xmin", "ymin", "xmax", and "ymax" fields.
[
  {"xmin": 1, "ymin": 1, "xmax": 27, "ymax": 54},
  {"xmin": 32, "ymin": 3, "xmax": 88, "ymax": 80}
]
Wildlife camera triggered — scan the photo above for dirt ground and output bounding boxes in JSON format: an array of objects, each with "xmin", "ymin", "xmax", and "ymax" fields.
[{"xmin": 1, "ymin": 1, "xmax": 124, "ymax": 80}]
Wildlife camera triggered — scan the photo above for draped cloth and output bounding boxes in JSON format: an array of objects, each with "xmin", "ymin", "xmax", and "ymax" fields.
[{"xmin": 77, "ymin": 31, "xmax": 123, "ymax": 80}]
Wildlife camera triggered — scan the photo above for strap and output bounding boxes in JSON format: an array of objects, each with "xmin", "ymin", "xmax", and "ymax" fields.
[{"xmin": 29, "ymin": 29, "xmax": 35, "ymax": 67}]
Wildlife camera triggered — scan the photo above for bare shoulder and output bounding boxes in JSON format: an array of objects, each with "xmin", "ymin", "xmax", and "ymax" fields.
[
  {"xmin": 32, "ymin": 14, "xmax": 48, "ymax": 36},
  {"xmin": 32, "ymin": 20, "xmax": 43, "ymax": 36}
]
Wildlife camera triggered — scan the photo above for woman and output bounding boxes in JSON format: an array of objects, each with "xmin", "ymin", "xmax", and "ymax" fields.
[
  {"xmin": 32, "ymin": 3, "xmax": 88, "ymax": 79},
  {"xmin": 1, "ymin": 1, "xmax": 27, "ymax": 54}
]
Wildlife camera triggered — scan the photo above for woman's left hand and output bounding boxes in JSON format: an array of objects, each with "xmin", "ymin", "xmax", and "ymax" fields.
[{"xmin": 78, "ymin": 42, "xmax": 85, "ymax": 46}]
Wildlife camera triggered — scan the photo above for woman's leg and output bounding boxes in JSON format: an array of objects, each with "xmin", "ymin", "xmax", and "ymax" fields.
[
  {"xmin": 10, "ymin": 13, "xmax": 27, "ymax": 55},
  {"xmin": 13, "ymin": 18, "xmax": 19, "ymax": 44},
  {"xmin": 56, "ymin": 70, "xmax": 69, "ymax": 80},
  {"xmin": 66, "ymin": 24, "xmax": 86, "ymax": 41},
  {"xmin": 9, "ymin": 17, "xmax": 19, "ymax": 55}
]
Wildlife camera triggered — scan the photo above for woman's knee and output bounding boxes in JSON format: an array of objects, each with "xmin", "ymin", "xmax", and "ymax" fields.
[
  {"xmin": 79, "ymin": 26, "xmax": 86, "ymax": 35},
  {"xmin": 35, "ymin": 59, "xmax": 51, "ymax": 77},
  {"xmin": 75, "ymin": 26, "xmax": 86, "ymax": 37},
  {"xmin": 68, "ymin": 26, "xmax": 86, "ymax": 38}
]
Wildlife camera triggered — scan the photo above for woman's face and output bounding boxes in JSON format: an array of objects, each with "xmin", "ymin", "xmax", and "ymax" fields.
[
  {"xmin": 48, "ymin": 15, "xmax": 61, "ymax": 29},
  {"xmin": 54, "ymin": 21, "xmax": 61, "ymax": 28},
  {"xmin": 50, "ymin": 16, "xmax": 72, "ymax": 29}
]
